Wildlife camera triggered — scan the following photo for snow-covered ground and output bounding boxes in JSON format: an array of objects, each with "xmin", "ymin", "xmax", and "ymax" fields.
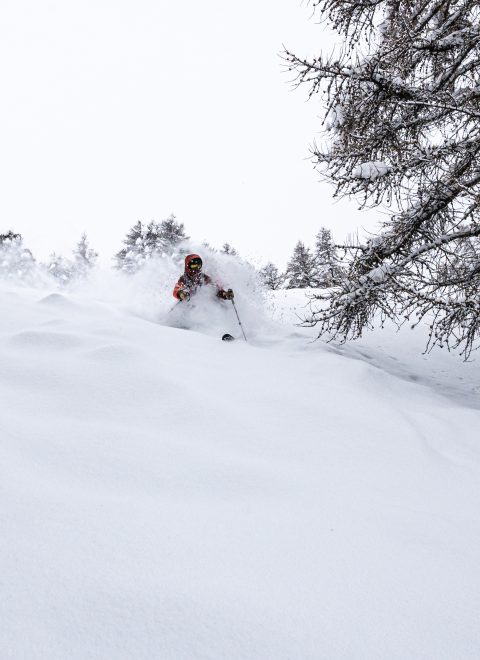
[
  {"xmin": 1, "ymin": 278, "xmax": 480, "ymax": 660},
  {"xmin": 273, "ymin": 288, "xmax": 480, "ymax": 409}
]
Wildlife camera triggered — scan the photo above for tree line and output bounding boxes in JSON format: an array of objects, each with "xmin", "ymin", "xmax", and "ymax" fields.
[
  {"xmin": 261, "ymin": 228, "xmax": 345, "ymax": 290},
  {"xmin": 114, "ymin": 215, "xmax": 345, "ymax": 290},
  {"xmin": 2, "ymin": 214, "xmax": 344, "ymax": 291},
  {"xmin": 0, "ymin": 230, "xmax": 98, "ymax": 284}
]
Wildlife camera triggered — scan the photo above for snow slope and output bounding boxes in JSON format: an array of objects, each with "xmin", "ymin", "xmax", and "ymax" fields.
[
  {"xmin": 272, "ymin": 288, "xmax": 480, "ymax": 408},
  {"xmin": 1, "ymin": 282, "xmax": 480, "ymax": 660}
]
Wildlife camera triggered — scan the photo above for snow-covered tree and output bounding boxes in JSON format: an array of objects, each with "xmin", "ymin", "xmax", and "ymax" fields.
[
  {"xmin": 46, "ymin": 252, "xmax": 74, "ymax": 285},
  {"xmin": 285, "ymin": 0, "xmax": 480, "ymax": 357},
  {"xmin": 0, "ymin": 230, "xmax": 21, "ymax": 245},
  {"xmin": 157, "ymin": 214, "xmax": 188, "ymax": 255},
  {"xmin": 143, "ymin": 221, "xmax": 161, "ymax": 257},
  {"xmin": 115, "ymin": 215, "xmax": 188, "ymax": 272},
  {"xmin": 0, "ymin": 231, "xmax": 36, "ymax": 281},
  {"xmin": 221, "ymin": 243, "xmax": 238, "ymax": 256},
  {"xmin": 73, "ymin": 233, "xmax": 98, "ymax": 277},
  {"xmin": 259, "ymin": 262, "xmax": 285, "ymax": 290},
  {"xmin": 314, "ymin": 227, "xmax": 344, "ymax": 287},
  {"xmin": 114, "ymin": 221, "xmax": 149, "ymax": 272},
  {"xmin": 285, "ymin": 241, "xmax": 316, "ymax": 289},
  {"xmin": 202, "ymin": 241, "xmax": 217, "ymax": 252}
]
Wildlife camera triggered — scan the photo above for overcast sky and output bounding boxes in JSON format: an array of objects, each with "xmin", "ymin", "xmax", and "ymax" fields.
[{"xmin": 0, "ymin": 0, "xmax": 380, "ymax": 267}]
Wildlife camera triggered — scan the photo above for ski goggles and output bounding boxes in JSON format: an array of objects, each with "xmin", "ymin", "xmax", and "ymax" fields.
[{"xmin": 188, "ymin": 258, "xmax": 202, "ymax": 270}]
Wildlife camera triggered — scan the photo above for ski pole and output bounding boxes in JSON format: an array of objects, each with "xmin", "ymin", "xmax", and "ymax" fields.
[{"xmin": 231, "ymin": 299, "xmax": 247, "ymax": 342}]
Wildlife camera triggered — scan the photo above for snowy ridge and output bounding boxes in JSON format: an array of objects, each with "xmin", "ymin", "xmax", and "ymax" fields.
[{"xmin": 1, "ymin": 282, "xmax": 480, "ymax": 660}]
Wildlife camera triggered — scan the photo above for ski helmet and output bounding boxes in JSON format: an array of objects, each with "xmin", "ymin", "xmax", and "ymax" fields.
[{"xmin": 185, "ymin": 254, "xmax": 203, "ymax": 274}]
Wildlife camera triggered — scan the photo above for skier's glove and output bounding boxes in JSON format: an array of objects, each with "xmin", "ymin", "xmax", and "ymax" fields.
[
  {"xmin": 224, "ymin": 289, "xmax": 234, "ymax": 300},
  {"xmin": 178, "ymin": 290, "xmax": 190, "ymax": 301}
]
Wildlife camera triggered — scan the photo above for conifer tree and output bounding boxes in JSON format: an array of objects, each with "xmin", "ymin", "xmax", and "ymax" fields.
[
  {"xmin": 314, "ymin": 227, "xmax": 344, "ymax": 287},
  {"xmin": 0, "ymin": 231, "xmax": 36, "ymax": 281},
  {"xmin": 114, "ymin": 221, "xmax": 148, "ymax": 272},
  {"xmin": 259, "ymin": 262, "xmax": 285, "ymax": 290},
  {"xmin": 221, "ymin": 243, "xmax": 238, "ymax": 256},
  {"xmin": 115, "ymin": 215, "xmax": 188, "ymax": 272},
  {"xmin": 285, "ymin": 241, "xmax": 316, "ymax": 289},
  {"xmin": 46, "ymin": 253, "xmax": 74, "ymax": 285},
  {"xmin": 202, "ymin": 241, "xmax": 217, "ymax": 252},
  {"xmin": 157, "ymin": 214, "xmax": 188, "ymax": 255},
  {"xmin": 0, "ymin": 230, "xmax": 21, "ymax": 245},
  {"xmin": 73, "ymin": 233, "xmax": 98, "ymax": 277},
  {"xmin": 144, "ymin": 221, "xmax": 161, "ymax": 257}
]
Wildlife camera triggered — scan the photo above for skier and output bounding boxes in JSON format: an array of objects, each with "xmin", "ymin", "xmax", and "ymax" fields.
[{"xmin": 173, "ymin": 254, "xmax": 234, "ymax": 302}]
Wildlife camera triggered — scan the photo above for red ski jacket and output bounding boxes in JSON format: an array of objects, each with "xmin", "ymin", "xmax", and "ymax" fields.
[{"xmin": 173, "ymin": 254, "xmax": 229, "ymax": 300}]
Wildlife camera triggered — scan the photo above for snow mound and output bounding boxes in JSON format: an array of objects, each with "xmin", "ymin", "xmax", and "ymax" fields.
[{"xmin": 38, "ymin": 292, "xmax": 77, "ymax": 307}]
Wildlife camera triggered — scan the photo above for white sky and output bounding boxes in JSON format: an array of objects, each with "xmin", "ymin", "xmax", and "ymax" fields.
[{"xmin": 0, "ymin": 0, "xmax": 380, "ymax": 268}]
